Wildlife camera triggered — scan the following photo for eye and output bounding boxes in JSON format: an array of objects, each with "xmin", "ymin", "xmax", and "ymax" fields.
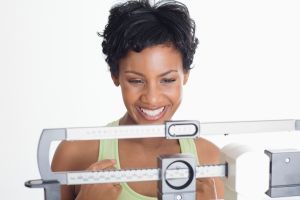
[
  {"xmin": 128, "ymin": 79, "xmax": 144, "ymax": 84},
  {"xmin": 161, "ymin": 78, "xmax": 176, "ymax": 83}
]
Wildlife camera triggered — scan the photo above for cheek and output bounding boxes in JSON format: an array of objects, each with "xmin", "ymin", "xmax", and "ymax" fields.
[
  {"xmin": 121, "ymin": 84, "xmax": 140, "ymax": 105},
  {"xmin": 164, "ymin": 84, "xmax": 183, "ymax": 103}
]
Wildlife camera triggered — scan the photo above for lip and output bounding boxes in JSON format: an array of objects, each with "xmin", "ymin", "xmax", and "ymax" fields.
[{"xmin": 136, "ymin": 106, "xmax": 167, "ymax": 121}]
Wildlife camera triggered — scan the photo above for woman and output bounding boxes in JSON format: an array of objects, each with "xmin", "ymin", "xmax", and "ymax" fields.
[{"xmin": 52, "ymin": 0, "xmax": 224, "ymax": 199}]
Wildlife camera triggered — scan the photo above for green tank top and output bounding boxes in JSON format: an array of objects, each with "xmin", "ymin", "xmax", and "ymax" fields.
[{"xmin": 98, "ymin": 120, "xmax": 199, "ymax": 200}]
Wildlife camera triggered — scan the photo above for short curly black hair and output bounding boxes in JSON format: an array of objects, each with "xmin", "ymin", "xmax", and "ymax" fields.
[{"xmin": 99, "ymin": 0, "xmax": 199, "ymax": 76}]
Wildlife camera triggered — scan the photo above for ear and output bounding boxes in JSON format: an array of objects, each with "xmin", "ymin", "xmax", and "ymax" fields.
[
  {"xmin": 183, "ymin": 70, "xmax": 190, "ymax": 85},
  {"xmin": 111, "ymin": 74, "xmax": 120, "ymax": 86}
]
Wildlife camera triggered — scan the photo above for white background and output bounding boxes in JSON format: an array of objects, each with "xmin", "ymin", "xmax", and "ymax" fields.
[{"xmin": 1, "ymin": 0, "xmax": 300, "ymax": 199}]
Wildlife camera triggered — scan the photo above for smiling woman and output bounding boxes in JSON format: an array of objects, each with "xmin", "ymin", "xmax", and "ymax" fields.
[
  {"xmin": 115, "ymin": 44, "xmax": 189, "ymax": 125},
  {"xmin": 51, "ymin": 0, "xmax": 224, "ymax": 200}
]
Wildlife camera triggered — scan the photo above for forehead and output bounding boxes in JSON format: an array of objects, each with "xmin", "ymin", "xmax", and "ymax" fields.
[{"xmin": 119, "ymin": 44, "xmax": 183, "ymax": 74}]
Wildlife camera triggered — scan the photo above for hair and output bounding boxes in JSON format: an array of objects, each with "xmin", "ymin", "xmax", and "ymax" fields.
[{"xmin": 99, "ymin": 0, "xmax": 199, "ymax": 76}]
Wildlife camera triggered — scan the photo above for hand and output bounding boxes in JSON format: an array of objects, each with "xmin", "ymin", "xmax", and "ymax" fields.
[{"xmin": 75, "ymin": 159, "xmax": 122, "ymax": 200}]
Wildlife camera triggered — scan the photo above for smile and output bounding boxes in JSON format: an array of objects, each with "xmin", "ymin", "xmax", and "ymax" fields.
[{"xmin": 138, "ymin": 106, "xmax": 166, "ymax": 120}]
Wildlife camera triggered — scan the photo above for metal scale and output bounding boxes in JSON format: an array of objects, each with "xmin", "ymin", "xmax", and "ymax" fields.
[{"xmin": 25, "ymin": 119, "xmax": 300, "ymax": 200}]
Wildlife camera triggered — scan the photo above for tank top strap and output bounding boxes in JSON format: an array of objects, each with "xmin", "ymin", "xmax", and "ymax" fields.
[
  {"xmin": 98, "ymin": 139, "xmax": 118, "ymax": 161},
  {"xmin": 98, "ymin": 119, "xmax": 120, "ymax": 161},
  {"xmin": 179, "ymin": 138, "xmax": 200, "ymax": 165}
]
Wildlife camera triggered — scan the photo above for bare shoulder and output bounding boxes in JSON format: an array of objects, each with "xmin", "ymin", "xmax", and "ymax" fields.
[
  {"xmin": 195, "ymin": 138, "xmax": 225, "ymax": 198},
  {"xmin": 194, "ymin": 137, "xmax": 221, "ymax": 165},
  {"xmin": 51, "ymin": 140, "xmax": 100, "ymax": 171}
]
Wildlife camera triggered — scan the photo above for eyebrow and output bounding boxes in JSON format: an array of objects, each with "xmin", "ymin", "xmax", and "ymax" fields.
[{"xmin": 124, "ymin": 69, "xmax": 178, "ymax": 77}]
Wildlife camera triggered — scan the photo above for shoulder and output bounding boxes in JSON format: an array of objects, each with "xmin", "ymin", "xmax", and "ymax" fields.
[
  {"xmin": 194, "ymin": 137, "xmax": 221, "ymax": 165},
  {"xmin": 194, "ymin": 138, "xmax": 225, "ymax": 197},
  {"xmin": 51, "ymin": 120, "xmax": 119, "ymax": 172},
  {"xmin": 51, "ymin": 140, "xmax": 100, "ymax": 171}
]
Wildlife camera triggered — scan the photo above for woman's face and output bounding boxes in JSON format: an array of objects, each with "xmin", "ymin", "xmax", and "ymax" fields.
[{"xmin": 113, "ymin": 44, "xmax": 189, "ymax": 125}]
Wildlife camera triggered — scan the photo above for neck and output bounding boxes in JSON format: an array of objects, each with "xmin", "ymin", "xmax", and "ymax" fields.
[{"xmin": 119, "ymin": 113, "xmax": 135, "ymax": 125}]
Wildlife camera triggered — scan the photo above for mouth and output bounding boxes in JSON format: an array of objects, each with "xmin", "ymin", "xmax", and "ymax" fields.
[{"xmin": 137, "ymin": 106, "xmax": 166, "ymax": 121}]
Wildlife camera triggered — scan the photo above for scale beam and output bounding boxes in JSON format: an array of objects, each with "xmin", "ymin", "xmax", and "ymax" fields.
[
  {"xmin": 25, "ymin": 119, "xmax": 300, "ymax": 200},
  {"xmin": 46, "ymin": 164, "xmax": 226, "ymax": 185},
  {"xmin": 201, "ymin": 119, "xmax": 299, "ymax": 135}
]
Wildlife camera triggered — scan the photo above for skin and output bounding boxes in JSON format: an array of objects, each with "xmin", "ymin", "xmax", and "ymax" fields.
[{"xmin": 51, "ymin": 44, "xmax": 224, "ymax": 200}]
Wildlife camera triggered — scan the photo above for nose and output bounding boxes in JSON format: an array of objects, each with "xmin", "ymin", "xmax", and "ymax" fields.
[{"xmin": 141, "ymin": 82, "xmax": 161, "ymax": 105}]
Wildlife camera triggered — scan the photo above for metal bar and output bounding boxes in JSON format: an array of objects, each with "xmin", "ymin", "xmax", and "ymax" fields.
[
  {"xmin": 25, "ymin": 180, "xmax": 61, "ymax": 200},
  {"xmin": 66, "ymin": 121, "xmax": 200, "ymax": 140},
  {"xmin": 296, "ymin": 120, "xmax": 300, "ymax": 130},
  {"xmin": 38, "ymin": 129, "xmax": 67, "ymax": 182},
  {"xmin": 57, "ymin": 164, "xmax": 226, "ymax": 185},
  {"xmin": 65, "ymin": 168, "xmax": 159, "ymax": 185},
  {"xmin": 65, "ymin": 119, "xmax": 298, "ymax": 141},
  {"xmin": 66, "ymin": 124, "xmax": 165, "ymax": 140},
  {"xmin": 37, "ymin": 119, "xmax": 298, "ymax": 184},
  {"xmin": 196, "ymin": 164, "xmax": 227, "ymax": 178},
  {"xmin": 200, "ymin": 119, "xmax": 297, "ymax": 136}
]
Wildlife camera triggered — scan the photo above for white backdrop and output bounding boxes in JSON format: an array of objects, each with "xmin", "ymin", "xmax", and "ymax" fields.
[{"xmin": 0, "ymin": 0, "xmax": 300, "ymax": 199}]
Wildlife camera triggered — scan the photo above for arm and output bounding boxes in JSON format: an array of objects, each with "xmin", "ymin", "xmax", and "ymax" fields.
[
  {"xmin": 51, "ymin": 140, "xmax": 100, "ymax": 199},
  {"xmin": 195, "ymin": 138, "xmax": 225, "ymax": 200}
]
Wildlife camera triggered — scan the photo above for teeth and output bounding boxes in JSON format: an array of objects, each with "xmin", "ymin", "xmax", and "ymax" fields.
[{"xmin": 140, "ymin": 107, "xmax": 164, "ymax": 117}]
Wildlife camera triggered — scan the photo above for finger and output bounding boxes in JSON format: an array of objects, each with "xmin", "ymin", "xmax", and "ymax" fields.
[
  {"xmin": 88, "ymin": 159, "xmax": 116, "ymax": 171},
  {"xmin": 112, "ymin": 183, "xmax": 122, "ymax": 193}
]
